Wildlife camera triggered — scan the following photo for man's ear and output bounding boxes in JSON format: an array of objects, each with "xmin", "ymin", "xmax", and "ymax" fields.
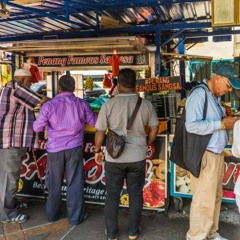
[
  {"xmin": 19, "ymin": 77, "xmax": 25, "ymax": 85},
  {"xmin": 58, "ymin": 86, "xmax": 62, "ymax": 93},
  {"xmin": 117, "ymin": 83, "xmax": 121, "ymax": 90},
  {"xmin": 217, "ymin": 75, "xmax": 222, "ymax": 81}
]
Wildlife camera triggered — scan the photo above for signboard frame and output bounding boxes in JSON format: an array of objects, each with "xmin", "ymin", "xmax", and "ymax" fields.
[
  {"xmin": 211, "ymin": 0, "xmax": 237, "ymax": 27},
  {"xmin": 136, "ymin": 76, "xmax": 181, "ymax": 92}
]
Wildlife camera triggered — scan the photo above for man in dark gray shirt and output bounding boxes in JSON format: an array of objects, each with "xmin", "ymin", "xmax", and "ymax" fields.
[{"xmin": 95, "ymin": 68, "xmax": 159, "ymax": 240}]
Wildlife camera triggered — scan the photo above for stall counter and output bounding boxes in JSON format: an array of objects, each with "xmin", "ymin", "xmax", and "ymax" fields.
[{"xmin": 85, "ymin": 120, "xmax": 168, "ymax": 133}]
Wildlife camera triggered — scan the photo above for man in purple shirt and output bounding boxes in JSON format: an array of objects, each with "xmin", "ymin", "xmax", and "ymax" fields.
[{"xmin": 33, "ymin": 75, "xmax": 96, "ymax": 226}]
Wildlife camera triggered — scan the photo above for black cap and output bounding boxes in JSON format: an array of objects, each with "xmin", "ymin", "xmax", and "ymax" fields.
[{"xmin": 59, "ymin": 75, "xmax": 75, "ymax": 92}]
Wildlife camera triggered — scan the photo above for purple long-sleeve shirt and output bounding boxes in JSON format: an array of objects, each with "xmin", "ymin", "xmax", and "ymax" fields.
[{"xmin": 33, "ymin": 92, "xmax": 97, "ymax": 153}]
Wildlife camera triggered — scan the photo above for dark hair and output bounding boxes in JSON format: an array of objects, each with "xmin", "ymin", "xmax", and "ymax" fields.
[
  {"xmin": 59, "ymin": 75, "xmax": 75, "ymax": 92},
  {"xmin": 112, "ymin": 77, "xmax": 118, "ymax": 86},
  {"xmin": 118, "ymin": 68, "xmax": 136, "ymax": 88}
]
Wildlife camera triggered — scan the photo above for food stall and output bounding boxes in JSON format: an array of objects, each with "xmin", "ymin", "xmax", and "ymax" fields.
[{"xmin": 16, "ymin": 50, "xmax": 174, "ymax": 212}]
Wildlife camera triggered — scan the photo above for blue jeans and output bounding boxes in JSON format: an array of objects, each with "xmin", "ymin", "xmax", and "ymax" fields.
[{"xmin": 104, "ymin": 160, "xmax": 146, "ymax": 238}]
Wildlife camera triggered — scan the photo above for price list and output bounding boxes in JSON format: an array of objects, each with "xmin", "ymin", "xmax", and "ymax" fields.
[{"xmin": 146, "ymin": 94, "xmax": 176, "ymax": 119}]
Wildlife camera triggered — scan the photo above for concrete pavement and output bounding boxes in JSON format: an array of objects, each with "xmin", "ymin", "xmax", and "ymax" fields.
[{"xmin": 0, "ymin": 199, "xmax": 239, "ymax": 240}]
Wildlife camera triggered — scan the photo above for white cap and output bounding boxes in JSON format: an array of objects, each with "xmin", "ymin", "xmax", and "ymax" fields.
[{"xmin": 14, "ymin": 69, "xmax": 32, "ymax": 77}]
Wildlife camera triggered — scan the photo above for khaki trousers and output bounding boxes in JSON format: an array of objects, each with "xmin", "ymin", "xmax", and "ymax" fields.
[{"xmin": 187, "ymin": 151, "xmax": 224, "ymax": 240}]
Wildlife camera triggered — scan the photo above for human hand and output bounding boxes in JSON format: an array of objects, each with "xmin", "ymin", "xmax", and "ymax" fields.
[
  {"xmin": 95, "ymin": 152, "xmax": 104, "ymax": 165},
  {"xmin": 222, "ymin": 116, "xmax": 238, "ymax": 130},
  {"xmin": 39, "ymin": 96, "xmax": 51, "ymax": 105}
]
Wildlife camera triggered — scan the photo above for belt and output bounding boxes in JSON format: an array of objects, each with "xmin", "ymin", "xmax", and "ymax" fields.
[{"xmin": 206, "ymin": 149, "xmax": 221, "ymax": 155}]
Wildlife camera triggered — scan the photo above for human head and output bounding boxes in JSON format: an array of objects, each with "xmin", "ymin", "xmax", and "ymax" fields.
[
  {"xmin": 14, "ymin": 69, "xmax": 32, "ymax": 88},
  {"xmin": 118, "ymin": 68, "xmax": 136, "ymax": 91},
  {"xmin": 208, "ymin": 73, "xmax": 232, "ymax": 97},
  {"xmin": 215, "ymin": 64, "xmax": 240, "ymax": 89},
  {"xmin": 58, "ymin": 75, "xmax": 75, "ymax": 92},
  {"xmin": 208, "ymin": 65, "xmax": 240, "ymax": 97}
]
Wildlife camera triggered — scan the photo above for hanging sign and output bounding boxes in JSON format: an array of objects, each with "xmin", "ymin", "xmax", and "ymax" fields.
[
  {"xmin": 25, "ymin": 54, "xmax": 149, "ymax": 68},
  {"xmin": 136, "ymin": 76, "xmax": 181, "ymax": 92}
]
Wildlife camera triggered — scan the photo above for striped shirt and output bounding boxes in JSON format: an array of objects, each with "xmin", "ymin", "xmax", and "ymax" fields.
[
  {"xmin": 0, "ymin": 81, "xmax": 42, "ymax": 148},
  {"xmin": 33, "ymin": 92, "xmax": 97, "ymax": 153}
]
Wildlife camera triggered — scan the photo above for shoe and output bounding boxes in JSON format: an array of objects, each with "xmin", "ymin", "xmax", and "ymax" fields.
[
  {"xmin": 210, "ymin": 234, "xmax": 228, "ymax": 240},
  {"xmin": 16, "ymin": 202, "xmax": 29, "ymax": 210},
  {"xmin": 75, "ymin": 211, "xmax": 90, "ymax": 225},
  {"xmin": 1, "ymin": 213, "xmax": 29, "ymax": 224},
  {"xmin": 129, "ymin": 235, "xmax": 138, "ymax": 240},
  {"xmin": 128, "ymin": 226, "xmax": 141, "ymax": 240},
  {"xmin": 104, "ymin": 229, "xmax": 118, "ymax": 240},
  {"xmin": 82, "ymin": 211, "xmax": 90, "ymax": 222}
]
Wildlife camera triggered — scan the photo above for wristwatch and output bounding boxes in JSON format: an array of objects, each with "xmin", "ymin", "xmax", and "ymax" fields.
[
  {"xmin": 221, "ymin": 121, "xmax": 226, "ymax": 130},
  {"xmin": 94, "ymin": 148, "xmax": 101, "ymax": 154}
]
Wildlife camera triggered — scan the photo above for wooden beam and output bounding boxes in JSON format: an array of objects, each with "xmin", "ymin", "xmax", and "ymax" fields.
[
  {"xmin": 11, "ymin": 0, "xmax": 44, "ymax": 4},
  {"xmin": 3, "ymin": 44, "xmax": 134, "ymax": 51},
  {"xmin": 26, "ymin": 50, "xmax": 143, "ymax": 56}
]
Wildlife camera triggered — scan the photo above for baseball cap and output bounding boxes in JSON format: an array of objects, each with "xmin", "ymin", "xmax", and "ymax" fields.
[
  {"xmin": 59, "ymin": 75, "xmax": 75, "ymax": 92},
  {"xmin": 215, "ymin": 64, "xmax": 240, "ymax": 89}
]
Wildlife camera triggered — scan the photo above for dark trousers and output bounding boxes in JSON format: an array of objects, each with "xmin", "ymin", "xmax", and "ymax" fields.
[
  {"xmin": 104, "ymin": 160, "xmax": 146, "ymax": 238},
  {"xmin": 45, "ymin": 146, "xmax": 85, "ymax": 225},
  {"xmin": 0, "ymin": 147, "xmax": 27, "ymax": 220}
]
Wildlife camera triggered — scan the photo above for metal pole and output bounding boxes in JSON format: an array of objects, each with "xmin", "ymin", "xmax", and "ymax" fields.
[
  {"xmin": 11, "ymin": 53, "xmax": 16, "ymax": 76},
  {"xmin": 155, "ymin": 29, "xmax": 161, "ymax": 76},
  {"xmin": 178, "ymin": 38, "xmax": 186, "ymax": 99},
  {"xmin": 51, "ymin": 71, "xmax": 55, "ymax": 97}
]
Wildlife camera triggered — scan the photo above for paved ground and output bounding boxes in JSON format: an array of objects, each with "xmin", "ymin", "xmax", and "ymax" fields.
[{"xmin": 0, "ymin": 198, "xmax": 239, "ymax": 240}]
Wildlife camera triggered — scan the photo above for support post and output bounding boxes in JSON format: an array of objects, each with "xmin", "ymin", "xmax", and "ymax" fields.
[
  {"xmin": 178, "ymin": 38, "xmax": 186, "ymax": 99},
  {"xmin": 51, "ymin": 71, "xmax": 56, "ymax": 98},
  {"xmin": 11, "ymin": 53, "xmax": 15, "ymax": 76},
  {"xmin": 155, "ymin": 30, "xmax": 161, "ymax": 76}
]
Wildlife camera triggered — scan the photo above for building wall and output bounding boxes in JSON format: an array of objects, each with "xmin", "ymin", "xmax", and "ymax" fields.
[{"xmin": 186, "ymin": 37, "xmax": 234, "ymax": 60}]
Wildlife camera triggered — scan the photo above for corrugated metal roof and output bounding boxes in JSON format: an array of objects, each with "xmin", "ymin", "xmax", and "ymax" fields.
[
  {"xmin": 0, "ymin": 0, "xmax": 212, "ymax": 43},
  {"xmin": 1, "ymin": 0, "xmax": 240, "ymax": 59}
]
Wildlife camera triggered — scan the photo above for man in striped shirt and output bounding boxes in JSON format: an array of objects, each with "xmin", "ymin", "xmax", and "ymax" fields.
[{"xmin": 0, "ymin": 69, "xmax": 48, "ymax": 224}]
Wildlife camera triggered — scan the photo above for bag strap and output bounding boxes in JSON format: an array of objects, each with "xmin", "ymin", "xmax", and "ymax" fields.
[
  {"xmin": 126, "ymin": 96, "xmax": 142, "ymax": 130},
  {"xmin": 184, "ymin": 84, "xmax": 208, "ymax": 120},
  {"xmin": 202, "ymin": 88, "xmax": 208, "ymax": 120}
]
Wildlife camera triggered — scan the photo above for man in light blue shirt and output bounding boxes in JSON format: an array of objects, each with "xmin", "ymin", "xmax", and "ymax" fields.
[{"xmin": 186, "ymin": 65, "xmax": 240, "ymax": 240}]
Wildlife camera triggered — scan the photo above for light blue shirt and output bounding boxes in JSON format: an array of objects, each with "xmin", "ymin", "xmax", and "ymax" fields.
[{"xmin": 185, "ymin": 83, "xmax": 228, "ymax": 153}]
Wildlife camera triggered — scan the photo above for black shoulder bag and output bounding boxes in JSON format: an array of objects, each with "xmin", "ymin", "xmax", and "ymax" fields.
[
  {"xmin": 106, "ymin": 96, "xmax": 142, "ymax": 159},
  {"xmin": 170, "ymin": 85, "xmax": 212, "ymax": 178}
]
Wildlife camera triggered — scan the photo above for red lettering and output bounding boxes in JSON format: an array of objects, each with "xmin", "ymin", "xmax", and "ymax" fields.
[
  {"xmin": 84, "ymin": 157, "xmax": 104, "ymax": 184},
  {"xmin": 223, "ymin": 162, "xmax": 236, "ymax": 185},
  {"xmin": 233, "ymin": 163, "xmax": 240, "ymax": 183}
]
